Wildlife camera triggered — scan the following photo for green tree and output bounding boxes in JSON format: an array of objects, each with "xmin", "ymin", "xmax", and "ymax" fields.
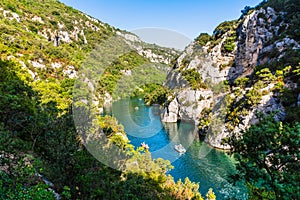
[
  {"xmin": 228, "ymin": 114, "xmax": 300, "ymax": 199},
  {"xmin": 196, "ymin": 33, "xmax": 212, "ymax": 46},
  {"xmin": 206, "ymin": 188, "xmax": 216, "ymax": 200},
  {"xmin": 181, "ymin": 68, "xmax": 207, "ymax": 90}
]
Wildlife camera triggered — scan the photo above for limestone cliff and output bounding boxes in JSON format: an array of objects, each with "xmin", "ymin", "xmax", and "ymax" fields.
[{"xmin": 162, "ymin": 4, "xmax": 300, "ymax": 149}]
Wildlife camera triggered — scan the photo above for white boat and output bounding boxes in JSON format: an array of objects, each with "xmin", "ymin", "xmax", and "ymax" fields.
[
  {"xmin": 174, "ymin": 144, "xmax": 186, "ymax": 153},
  {"xmin": 141, "ymin": 142, "xmax": 149, "ymax": 150}
]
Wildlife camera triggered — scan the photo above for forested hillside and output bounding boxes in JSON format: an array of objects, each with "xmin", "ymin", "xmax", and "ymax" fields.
[
  {"xmin": 1, "ymin": 0, "xmax": 299, "ymax": 199},
  {"xmin": 0, "ymin": 0, "xmax": 209, "ymax": 199}
]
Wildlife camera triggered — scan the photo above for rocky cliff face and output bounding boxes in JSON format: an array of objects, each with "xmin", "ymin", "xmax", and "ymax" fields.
[
  {"xmin": 230, "ymin": 7, "xmax": 299, "ymax": 81},
  {"xmin": 161, "ymin": 88, "xmax": 213, "ymax": 124},
  {"xmin": 161, "ymin": 41, "xmax": 217, "ymax": 124},
  {"xmin": 162, "ymin": 5, "xmax": 300, "ymax": 149},
  {"xmin": 117, "ymin": 31, "xmax": 179, "ymax": 65}
]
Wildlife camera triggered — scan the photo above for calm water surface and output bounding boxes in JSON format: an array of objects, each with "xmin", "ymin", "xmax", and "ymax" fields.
[{"xmin": 106, "ymin": 98, "xmax": 247, "ymax": 199}]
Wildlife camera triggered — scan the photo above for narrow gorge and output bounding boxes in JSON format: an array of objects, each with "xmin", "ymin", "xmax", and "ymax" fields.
[{"xmin": 1, "ymin": 0, "xmax": 299, "ymax": 199}]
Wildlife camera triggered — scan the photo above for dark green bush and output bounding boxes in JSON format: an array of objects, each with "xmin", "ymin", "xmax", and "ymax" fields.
[
  {"xmin": 28, "ymin": 25, "xmax": 38, "ymax": 33},
  {"xmin": 51, "ymin": 10, "xmax": 60, "ymax": 16},
  {"xmin": 195, "ymin": 33, "xmax": 212, "ymax": 46},
  {"xmin": 228, "ymin": 114, "xmax": 300, "ymax": 200},
  {"xmin": 182, "ymin": 68, "xmax": 208, "ymax": 90}
]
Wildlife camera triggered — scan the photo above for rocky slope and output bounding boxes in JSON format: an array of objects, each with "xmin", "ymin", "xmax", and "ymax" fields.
[
  {"xmin": 0, "ymin": 1, "xmax": 177, "ymax": 75},
  {"xmin": 0, "ymin": 0, "xmax": 179, "ymax": 115},
  {"xmin": 162, "ymin": 2, "xmax": 300, "ymax": 149}
]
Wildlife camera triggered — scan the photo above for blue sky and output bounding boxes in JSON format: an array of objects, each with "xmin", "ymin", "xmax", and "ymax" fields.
[{"xmin": 60, "ymin": 0, "xmax": 262, "ymax": 49}]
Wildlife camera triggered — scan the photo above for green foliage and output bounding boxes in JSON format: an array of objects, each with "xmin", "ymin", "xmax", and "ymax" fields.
[
  {"xmin": 234, "ymin": 77, "xmax": 249, "ymax": 88},
  {"xmin": 225, "ymin": 66, "xmax": 288, "ymax": 129},
  {"xmin": 198, "ymin": 108, "xmax": 212, "ymax": 133},
  {"xmin": 181, "ymin": 68, "xmax": 207, "ymax": 90},
  {"xmin": 195, "ymin": 33, "xmax": 212, "ymax": 46},
  {"xmin": 193, "ymin": 3, "xmax": 300, "ymax": 199},
  {"xmin": 226, "ymin": 84, "xmax": 264, "ymax": 127},
  {"xmin": 252, "ymin": 64, "xmax": 300, "ymax": 123},
  {"xmin": 291, "ymin": 63, "xmax": 300, "ymax": 84},
  {"xmin": 5, "ymin": 3, "xmax": 17, "ymax": 13},
  {"xmin": 223, "ymin": 41, "xmax": 236, "ymax": 52},
  {"xmin": 97, "ymin": 51, "xmax": 146, "ymax": 95},
  {"xmin": 203, "ymin": 19, "xmax": 239, "ymax": 52},
  {"xmin": 60, "ymin": 186, "xmax": 71, "ymax": 199},
  {"xmin": 0, "ymin": 0, "xmax": 228, "ymax": 199},
  {"xmin": 0, "ymin": 57, "xmax": 202, "ymax": 200},
  {"xmin": 245, "ymin": 87, "xmax": 263, "ymax": 106},
  {"xmin": 0, "ymin": 57, "xmax": 204, "ymax": 199},
  {"xmin": 98, "ymin": 115, "xmax": 125, "ymax": 137},
  {"xmin": 51, "ymin": 10, "xmax": 60, "ymax": 16},
  {"xmin": 228, "ymin": 114, "xmax": 300, "ymax": 199},
  {"xmin": 72, "ymin": 112, "xmax": 204, "ymax": 200},
  {"xmin": 260, "ymin": 0, "xmax": 300, "ymax": 41},
  {"xmin": 95, "ymin": 50, "xmax": 169, "ymax": 102},
  {"xmin": 5, "ymin": 183, "xmax": 56, "ymax": 200},
  {"xmin": 222, "ymin": 32, "xmax": 237, "ymax": 53},
  {"xmin": 256, "ymin": 68, "xmax": 275, "ymax": 84},
  {"xmin": 0, "ymin": 60, "xmax": 37, "ymax": 137},
  {"xmin": 28, "ymin": 24, "xmax": 38, "ymax": 33},
  {"xmin": 205, "ymin": 188, "xmax": 216, "ymax": 200},
  {"xmin": 0, "ymin": 153, "xmax": 55, "ymax": 200},
  {"xmin": 213, "ymin": 20, "xmax": 238, "ymax": 39},
  {"xmin": 32, "ymin": 78, "xmax": 72, "ymax": 112},
  {"xmin": 0, "ymin": 0, "xmax": 115, "ymax": 77},
  {"xmin": 280, "ymin": 88, "xmax": 300, "ymax": 123},
  {"xmin": 142, "ymin": 84, "xmax": 171, "ymax": 105}
]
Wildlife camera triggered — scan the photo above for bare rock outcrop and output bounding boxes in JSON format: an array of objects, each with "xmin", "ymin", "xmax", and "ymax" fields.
[
  {"xmin": 230, "ymin": 7, "xmax": 300, "ymax": 81},
  {"xmin": 162, "ymin": 6, "xmax": 297, "ymax": 149}
]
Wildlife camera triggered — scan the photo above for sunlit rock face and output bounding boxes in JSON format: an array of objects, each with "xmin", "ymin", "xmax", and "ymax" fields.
[
  {"xmin": 162, "ymin": 6, "xmax": 296, "ymax": 149},
  {"xmin": 231, "ymin": 7, "xmax": 300, "ymax": 81}
]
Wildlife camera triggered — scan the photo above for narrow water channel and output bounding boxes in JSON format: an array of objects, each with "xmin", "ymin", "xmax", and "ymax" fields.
[{"xmin": 106, "ymin": 98, "xmax": 247, "ymax": 199}]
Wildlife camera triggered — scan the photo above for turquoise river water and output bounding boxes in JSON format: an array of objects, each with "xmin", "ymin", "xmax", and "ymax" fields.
[{"xmin": 106, "ymin": 98, "xmax": 247, "ymax": 199}]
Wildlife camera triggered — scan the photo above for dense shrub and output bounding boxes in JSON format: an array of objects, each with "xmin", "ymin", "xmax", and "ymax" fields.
[
  {"xmin": 181, "ymin": 68, "xmax": 208, "ymax": 90},
  {"xmin": 228, "ymin": 114, "xmax": 300, "ymax": 199},
  {"xmin": 195, "ymin": 33, "xmax": 212, "ymax": 46}
]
